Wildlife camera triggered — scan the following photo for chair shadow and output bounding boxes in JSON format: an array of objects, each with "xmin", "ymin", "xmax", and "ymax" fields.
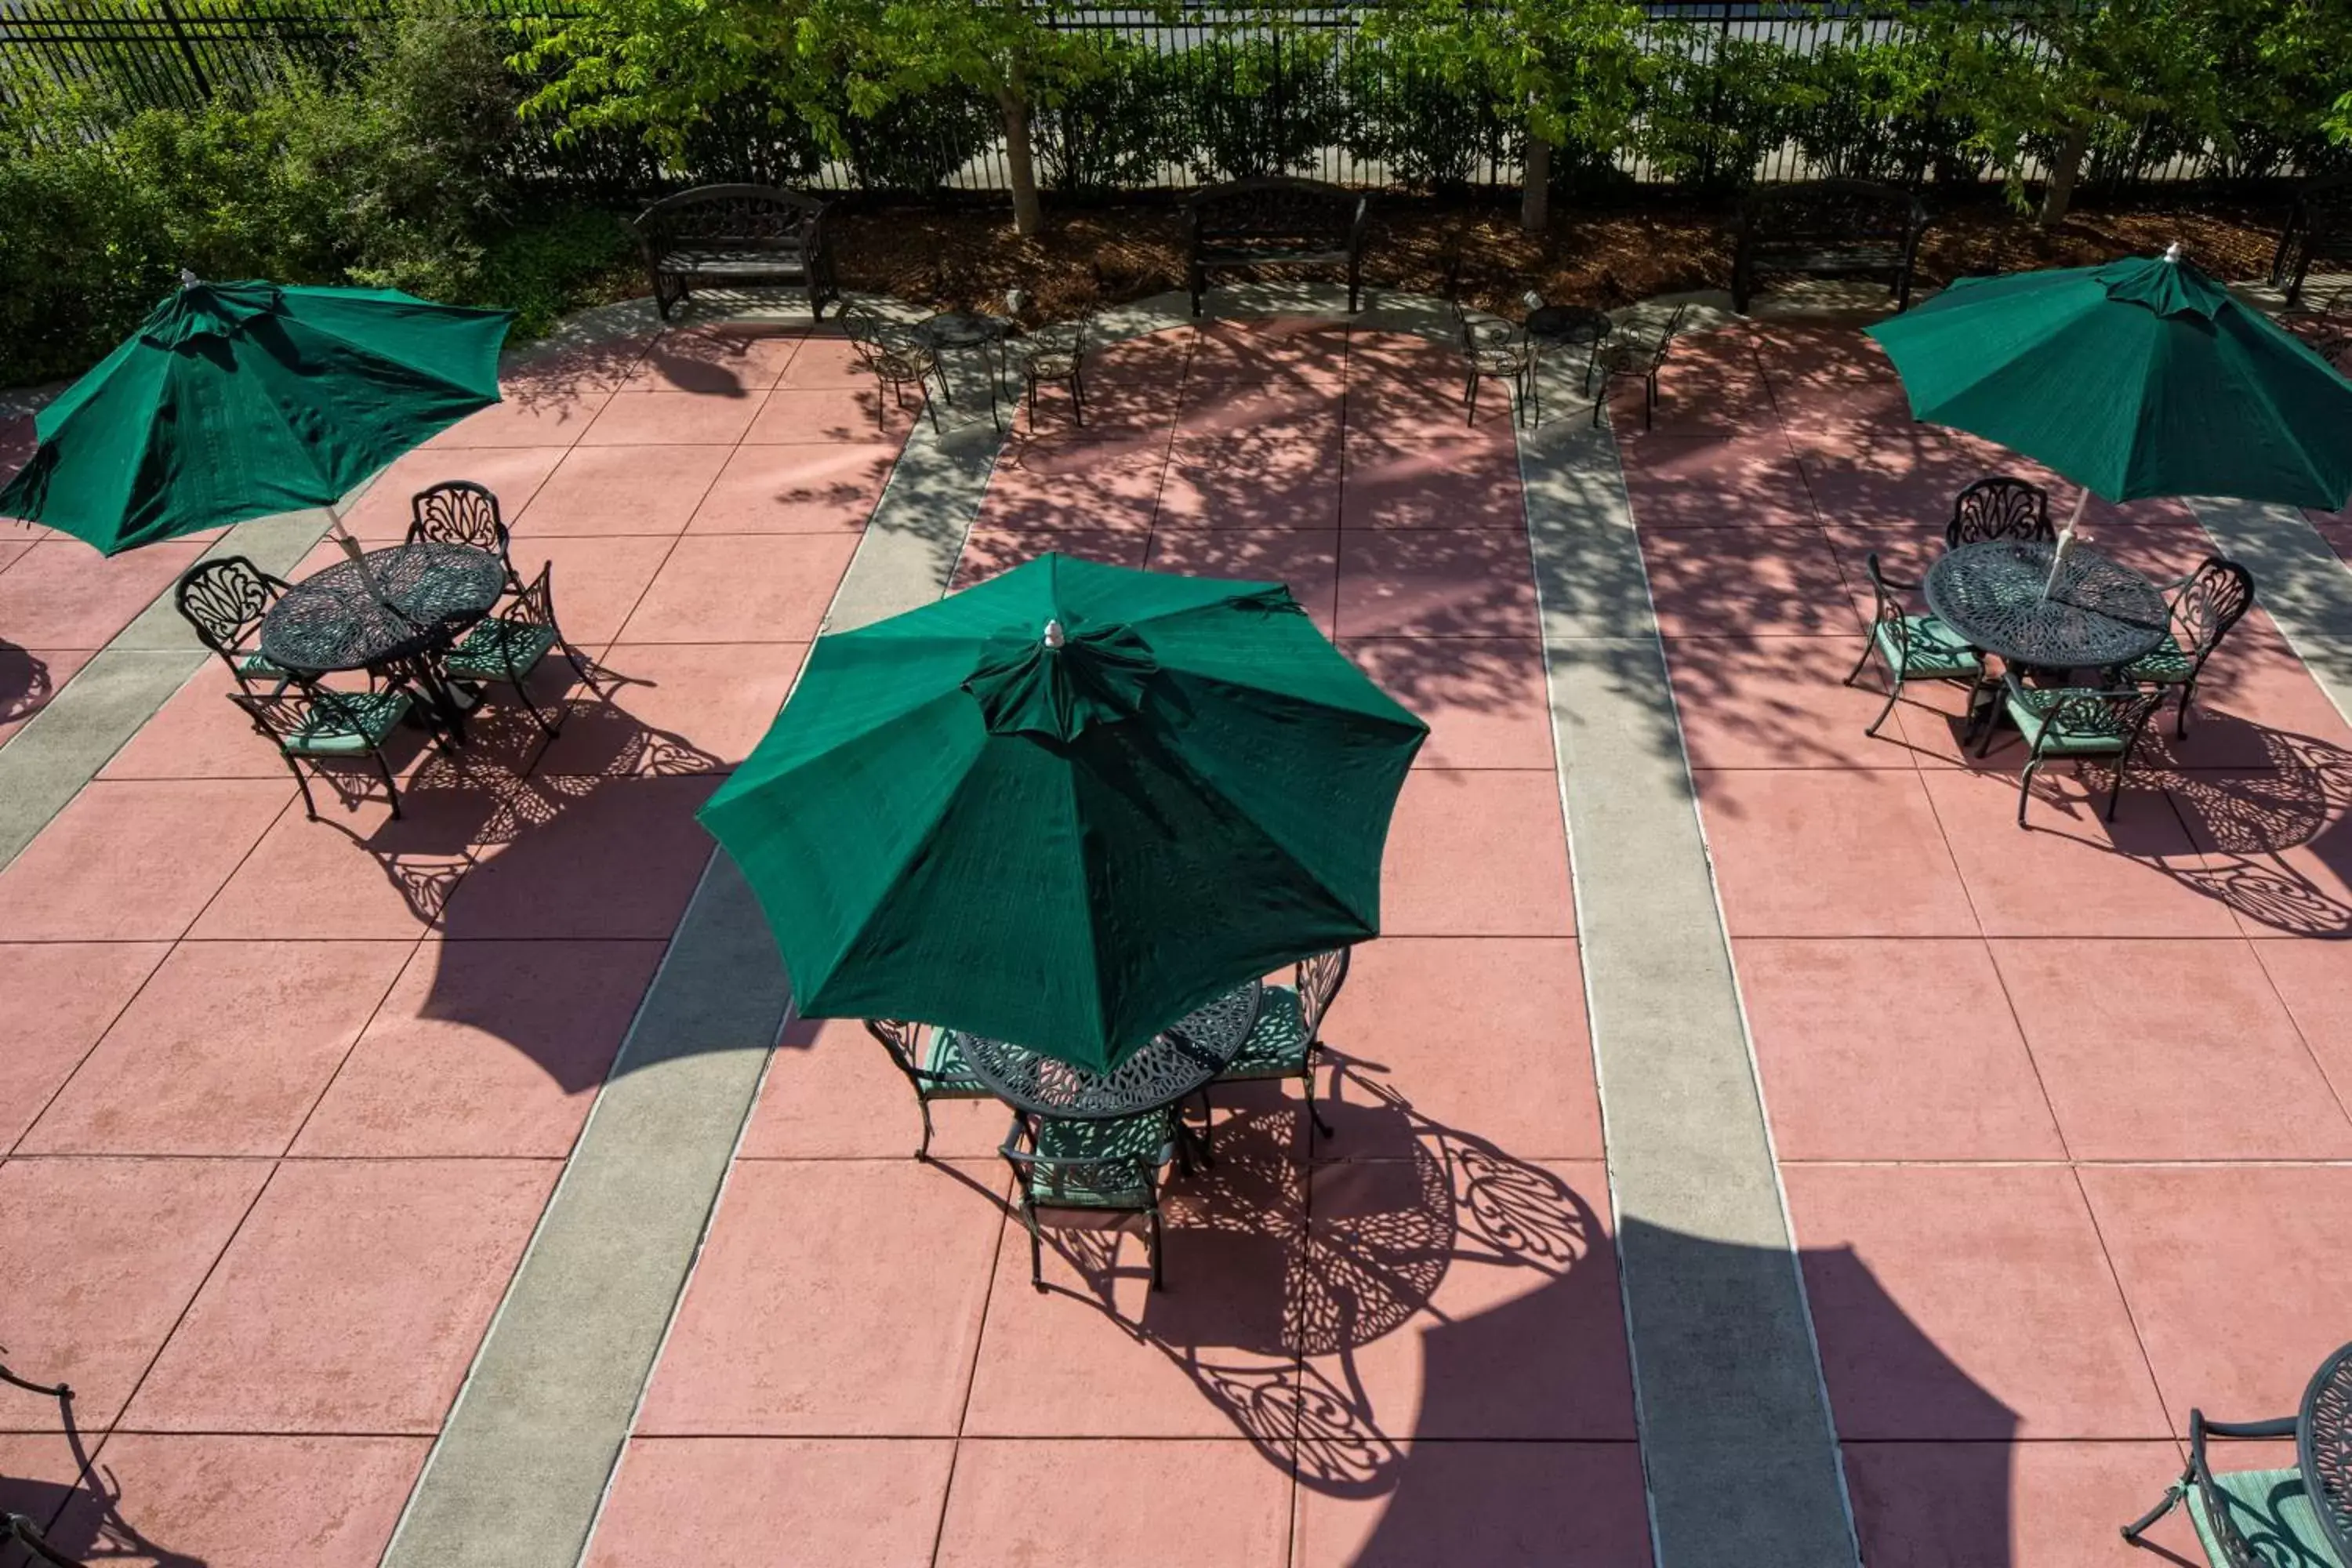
[
  {"xmin": 0, "ymin": 1397, "xmax": 205, "ymax": 1568},
  {"xmin": 996, "ymin": 1045, "xmax": 2045, "ymax": 1564},
  {"xmin": 291, "ymin": 663, "xmax": 731, "ymax": 1093},
  {"xmin": 0, "ymin": 644, "xmax": 53, "ymax": 728},
  {"xmin": 1944, "ymin": 706, "xmax": 2352, "ymax": 938}
]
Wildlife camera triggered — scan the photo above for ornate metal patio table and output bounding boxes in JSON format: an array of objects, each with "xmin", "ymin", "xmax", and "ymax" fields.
[
  {"xmin": 2299, "ymin": 1340, "xmax": 2352, "ymax": 1560},
  {"xmin": 258, "ymin": 541, "xmax": 507, "ymax": 740},
  {"xmin": 259, "ymin": 542, "xmax": 506, "ymax": 673},
  {"xmin": 948, "ymin": 980, "xmax": 1264, "ymax": 1119},
  {"xmin": 1924, "ymin": 538, "xmax": 2170, "ymax": 672}
]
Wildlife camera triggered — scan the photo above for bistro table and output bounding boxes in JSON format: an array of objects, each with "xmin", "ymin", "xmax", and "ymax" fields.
[
  {"xmin": 1926, "ymin": 538, "xmax": 2169, "ymax": 672},
  {"xmin": 948, "ymin": 980, "xmax": 1264, "ymax": 1120},
  {"xmin": 257, "ymin": 541, "xmax": 507, "ymax": 739},
  {"xmin": 916, "ymin": 311, "xmax": 1017, "ymax": 427},
  {"xmin": 2299, "ymin": 1340, "xmax": 2352, "ymax": 1560},
  {"xmin": 1523, "ymin": 304, "xmax": 1613, "ymax": 424},
  {"xmin": 1926, "ymin": 538, "xmax": 2169, "ymax": 742}
]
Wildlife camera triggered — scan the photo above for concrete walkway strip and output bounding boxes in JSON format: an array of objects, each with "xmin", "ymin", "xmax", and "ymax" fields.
[
  {"xmin": 381, "ymin": 330, "xmax": 1007, "ymax": 1568},
  {"xmin": 1519, "ymin": 401, "xmax": 1861, "ymax": 1565},
  {"xmin": 2190, "ymin": 496, "xmax": 2352, "ymax": 721}
]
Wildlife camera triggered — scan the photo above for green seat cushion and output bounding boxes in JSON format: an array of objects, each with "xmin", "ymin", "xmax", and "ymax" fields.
[
  {"xmin": 443, "ymin": 619, "xmax": 557, "ymax": 682},
  {"xmin": 284, "ymin": 689, "xmax": 410, "ymax": 757},
  {"xmin": 920, "ymin": 1029, "xmax": 992, "ymax": 1099},
  {"xmin": 1028, "ymin": 1110, "xmax": 1172, "ymax": 1209},
  {"xmin": 1875, "ymin": 615, "xmax": 1983, "ymax": 678},
  {"xmin": 239, "ymin": 652, "xmax": 289, "ymax": 680},
  {"xmin": 2004, "ymin": 687, "xmax": 2133, "ymax": 755},
  {"xmin": 2123, "ymin": 633, "xmax": 2196, "ymax": 684},
  {"xmin": 2187, "ymin": 1468, "xmax": 2345, "ymax": 1568},
  {"xmin": 1221, "ymin": 988, "xmax": 1312, "ymax": 1078}
]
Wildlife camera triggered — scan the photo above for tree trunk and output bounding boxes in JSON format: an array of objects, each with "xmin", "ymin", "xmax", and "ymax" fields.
[
  {"xmin": 2038, "ymin": 122, "xmax": 2090, "ymax": 228},
  {"xmin": 1000, "ymin": 91, "xmax": 1043, "ymax": 238},
  {"xmin": 1521, "ymin": 132, "xmax": 1552, "ymax": 235}
]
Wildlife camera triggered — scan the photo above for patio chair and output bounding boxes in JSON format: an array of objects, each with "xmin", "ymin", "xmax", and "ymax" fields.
[
  {"xmin": 2121, "ymin": 556, "xmax": 2256, "ymax": 738},
  {"xmin": 2122, "ymin": 1407, "xmax": 2343, "ymax": 1567},
  {"xmin": 173, "ymin": 555, "xmax": 293, "ymax": 691},
  {"xmin": 1588, "ymin": 303, "xmax": 1689, "ymax": 430},
  {"xmin": 5, "ymin": 1515, "xmax": 87, "ymax": 1568},
  {"xmin": 1945, "ymin": 476, "xmax": 2054, "ymax": 548},
  {"xmin": 0, "ymin": 1353, "xmax": 69, "ymax": 1407},
  {"xmin": 1976, "ymin": 671, "xmax": 2165, "ymax": 826},
  {"xmin": 1006, "ymin": 318, "xmax": 1088, "ymax": 429},
  {"xmin": 1210, "ymin": 949, "xmax": 1350, "ymax": 1140},
  {"xmin": 410, "ymin": 480, "xmax": 522, "ymax": 594},
  {"xmin": 865, "ymin": 1019, "xmax": 993, "ymax": 1160},
  {"xmin": 840, "ymin": 308, "xmax": 943, "ymax": 434},
  {"xmin": 1842, "ymin": 551, "xmax": 1987, "ymax": 739},
  {"xmin": 1001, "ymin": 1106, "xmax": 1178, "ymax": 1292},
  {"xmin": 438, "ymin": 562, "xmax": 604, "ymax": 735},
  {"xmin": 1450, "ymin": 299, "xmax": 1534, "ymax": 429},
  {"xmin": 230, "ymin": 671, "xmax": 416, "ymax": 820}
]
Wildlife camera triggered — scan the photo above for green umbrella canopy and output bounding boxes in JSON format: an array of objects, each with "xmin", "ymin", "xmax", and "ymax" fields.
[
  {"xmin": 1865, "ymin": 250, "xmax": 2352, "ymax": 510},
  {"xmin": 699, "ymin": 554, "xmax": 1430, "ymax": 1075},
  {"xmin": 0, "ymin": 278, "xmax": 514, "ymax": 554}
]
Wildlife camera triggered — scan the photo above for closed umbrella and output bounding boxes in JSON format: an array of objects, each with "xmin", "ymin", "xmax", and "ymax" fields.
[
  {"xmin": 699, "ymin": 553, "xmax": 1428, "ymax": 1075},
  {"xmin": 0, "ymin": 275, "xmax": 512, "ymax": 557},
  {"xmin": 1867, "ymin": 246, "xmax": 2352, "ymax": 570}
]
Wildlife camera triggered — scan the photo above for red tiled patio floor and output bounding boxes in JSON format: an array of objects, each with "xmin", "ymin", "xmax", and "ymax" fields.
[
  {"xmin": 610, "ymin": 323, "xmax": 1631, "ymax": 1567},
  {"xmin": 0, "ymin": 322, "xmax": 899, "ymax": 1565},
  {"xmin": 1628, "ymin": 315, "xmax": 2352, "ymax": 1566}
]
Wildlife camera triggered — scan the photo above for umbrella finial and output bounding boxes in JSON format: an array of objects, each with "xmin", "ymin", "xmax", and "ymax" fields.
[
  {"xmin": 2161, "ymin": 241, "xmax": 2183, "ymax": 264},
  {"xmin": 1043, "ymin": 618, "xmax": 1066, "ymax": 649},
  {"xmin": 178, "ymin": 267, "xmax": 201, "ymax": 289}
]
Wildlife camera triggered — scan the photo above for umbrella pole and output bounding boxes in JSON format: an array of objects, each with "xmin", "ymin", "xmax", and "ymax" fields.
[
  {"xmin": 2042, "ymin": 488, "xmax": 2092, "ymax": 599},
  {"xmin": 324, "ymin": 505, "xmax": 395, "ymax": 605}
]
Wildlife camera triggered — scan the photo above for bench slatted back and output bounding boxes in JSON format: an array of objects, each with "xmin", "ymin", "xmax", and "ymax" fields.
[
  {"xmin": 636, "ymin": 186, "xmax": 826, "ymax": 255},
  {"xmin": 1744, "ymin": 179, "xmax": 1924, "ymax": 251},
  {"xmin": 1189, "ymin": 177, "xmax": 1361, "ymax": 249}
]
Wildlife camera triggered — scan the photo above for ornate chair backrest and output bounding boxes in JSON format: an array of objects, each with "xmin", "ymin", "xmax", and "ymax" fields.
[
  {"xmin": 1023, "ymin": 318, "xmax": 1088, "ymax": 372},
  {"xmin": 477, "ymin": 563, "xmax": 562, "ymax": 678},
  {"xmin": 1946, "ymin": 477, "xmax": 2053, "ymax": 547},
  {"xmin": 1860, "ymin": 552, "xmax": 1912, "ymax": 663},
  {"xmin": 2169, "ymin": 555, "xmax": 2256, "ymax": 662},
  {"xmin": 1000, "ymin": 1116, "xmax": 1160, "ymax": 1213},
  {"xmin": 409, "ymin": 481, "xmax": 514, "ymax": 585},
  {"xmin": 1643, "ymin": 303, "xmax": 1690, "ymax": 374},
  {"xmin": 840, "ymin": 308, "xmax": 925, "ymax": 375},
  {"xmin": 2031, "ymin": 686, "xmax": 2164, "ymax": 758},
  {"xmin": 1295, "ymin": 948, "xmax": 1352, "ymax": 1040},
  {"xmin": 174, "ymin": 555, "xmax": 286, "ymax": 677}
]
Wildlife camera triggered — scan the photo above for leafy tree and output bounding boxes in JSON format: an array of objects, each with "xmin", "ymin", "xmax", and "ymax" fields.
[
  {"xmin": 1181, "ymin": 29, "xmax": 1346, "ymax": 183},
  {"xmin": 1918, "ymin": 0, "xmax": 2230, "ymax": 226},
  {"xmin": 1364, "ymin": 0, "xmax": 1646, "ymax": 231},
  {"xmin": 1033, "ymin": 37, "xmax": 1188, "ymax": 194}
]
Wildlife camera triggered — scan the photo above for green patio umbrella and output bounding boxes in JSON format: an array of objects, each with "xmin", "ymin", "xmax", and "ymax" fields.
[
  {"xmin": 1866, "ymin": 246, "xmax": 2352, "ymax": 532},
  {"xmin": 699, "ymin": 553, "xmax": 1429, "ymax": 1075},
  {"xmin": 0, "ymin": 275, "xmax": 514, "ymax": 554}
]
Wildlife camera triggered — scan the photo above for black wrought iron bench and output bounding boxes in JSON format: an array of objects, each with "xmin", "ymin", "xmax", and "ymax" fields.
[
  {"xmin": 1732, "ymin": 178, "xmax": 1929, "ymax": 314},
  {"xmin": 1184, "ymin": 176, "xmax": 1368, "ymax": 318},
  {"xmin": 632, "ymin": 185, "xmax": 840, "ymax": 322},
  {"xmin": 2271, "ymin": 172, "xmax": 2352, "ymax": 307}
]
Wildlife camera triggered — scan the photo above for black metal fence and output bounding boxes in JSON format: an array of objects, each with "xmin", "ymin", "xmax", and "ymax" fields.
[{"xmin": 0, "ymin": 0, "xmax": 2311, "ymax": 197}]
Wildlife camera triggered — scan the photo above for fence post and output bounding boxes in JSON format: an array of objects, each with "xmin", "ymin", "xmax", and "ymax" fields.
[{"xmin": 153, "ymin": 0, "xmax": 212, "ymax": 100}]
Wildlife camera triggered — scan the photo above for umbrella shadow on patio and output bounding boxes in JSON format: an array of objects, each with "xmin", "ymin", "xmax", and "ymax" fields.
[
  {"xmin": 1026, "ymin": 1054, "xmax": 2031, "ymax": 1563},
  {"xmin": 0, "ymin": 1403, "xmax": 204, "ymax": 1568},
  {"xmin": 298, "ymin": 678, "xmax": 731, "ymax": 1093}
]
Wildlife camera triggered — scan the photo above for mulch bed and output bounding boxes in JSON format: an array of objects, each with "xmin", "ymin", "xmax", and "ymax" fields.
[{"xmin": 822, "ymin": 194, "xmax": 2289, "ymax": 323}]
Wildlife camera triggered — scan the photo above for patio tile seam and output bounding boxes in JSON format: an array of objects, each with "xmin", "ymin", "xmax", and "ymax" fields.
[
  {"xmin": 2062, "ymin": 1160, "xmax": 2195, "ymax": 1442},
  {"xmin": 0, "ymin": 941, "xmax": 171, "ymax": 1160}
]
